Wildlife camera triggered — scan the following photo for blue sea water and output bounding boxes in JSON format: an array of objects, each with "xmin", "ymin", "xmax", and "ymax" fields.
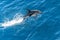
[{"xmin": 0, "ymin": 0, "xmax": 60, "ymax": 40}]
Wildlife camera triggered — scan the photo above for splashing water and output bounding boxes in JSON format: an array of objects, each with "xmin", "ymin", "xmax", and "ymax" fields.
[
  {"xmin": 2, "ymin": 17, "xmax": 23, "ymax": 27},
  {"xmin": 0, "ymin": 13, "xmax": 24, "ymax": 28}
]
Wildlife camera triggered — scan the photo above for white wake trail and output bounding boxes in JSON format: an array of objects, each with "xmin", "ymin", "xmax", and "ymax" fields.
[
  {"xmin": 2, "ymin": 17, "xmax": 23, "ymax": 27},
  {"xmin": 0, "ymin": 13, "xmax": 24, "ymax": 28}
]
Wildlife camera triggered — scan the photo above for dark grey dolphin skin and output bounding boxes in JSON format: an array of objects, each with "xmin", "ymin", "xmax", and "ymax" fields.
[{"xmin": 23, "ymin": 9, "xmax": 42, "ymax": 19}]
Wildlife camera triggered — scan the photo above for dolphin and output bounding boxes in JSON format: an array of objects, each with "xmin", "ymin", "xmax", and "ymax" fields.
[{"xmin": 23, "ymin": 9, "xmax": 42, "ymax": 19}]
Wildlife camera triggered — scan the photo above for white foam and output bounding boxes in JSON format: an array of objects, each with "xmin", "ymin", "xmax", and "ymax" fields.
[
  {"xmin": 1, "ymin": 17, "xmax": 23, "ymax": 28},
  {"xmin": 0, "ymin": 13, "xmax": 24, "ymax": 28}
]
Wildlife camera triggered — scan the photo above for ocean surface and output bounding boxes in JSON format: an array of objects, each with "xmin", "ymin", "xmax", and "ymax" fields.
[{"xmin": 0, "ymin": 0, "xmax": 60, "ymax": 40}]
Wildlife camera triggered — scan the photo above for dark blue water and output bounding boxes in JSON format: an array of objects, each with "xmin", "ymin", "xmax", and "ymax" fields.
[{"xmin": 0, "ymin": 0, "xmax": 60, "ymax": 40}]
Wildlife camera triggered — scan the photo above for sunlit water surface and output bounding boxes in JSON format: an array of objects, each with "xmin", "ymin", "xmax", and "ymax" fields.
[{"xmin": 0, "ymin": 0, "xmax": 60, "ymax": 40}]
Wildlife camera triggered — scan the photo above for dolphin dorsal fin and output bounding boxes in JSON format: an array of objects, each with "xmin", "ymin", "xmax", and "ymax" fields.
[{"xmin": 27, "ymin": 9, "xmax": 31, "ymax": 13}]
